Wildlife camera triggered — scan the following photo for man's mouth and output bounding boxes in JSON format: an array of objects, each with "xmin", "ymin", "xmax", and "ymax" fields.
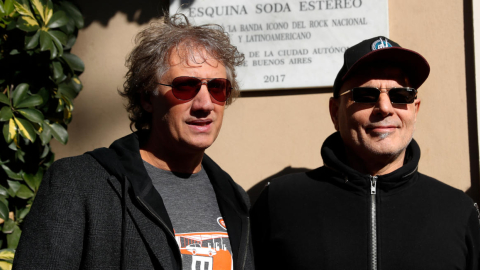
[
  {"xmin": 187, "ymin": 119, "xmax": 212, "ymax": 126},
  {"xmin": 186, "ymin": 119, "xmax": 213, "ymax": 132}
]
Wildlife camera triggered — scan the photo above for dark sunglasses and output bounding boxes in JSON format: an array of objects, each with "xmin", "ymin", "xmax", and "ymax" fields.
[
  {"xmin": 157, "ymin": 76, "xmax": 232, "ymax": 102},
  {"xmin": 340, "ymin": 87, "xmax": 417, "ymax": 104}
]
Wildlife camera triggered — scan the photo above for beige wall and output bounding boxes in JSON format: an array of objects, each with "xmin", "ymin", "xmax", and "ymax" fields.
[{"xmin": 52, "ymin": 0, "xmax": 478, "ymax": 199}]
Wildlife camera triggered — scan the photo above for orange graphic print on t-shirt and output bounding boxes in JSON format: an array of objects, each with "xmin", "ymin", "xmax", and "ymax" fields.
[{"xmin": 176, "ymin": 231, "xmax": 233, "ymax": 270}]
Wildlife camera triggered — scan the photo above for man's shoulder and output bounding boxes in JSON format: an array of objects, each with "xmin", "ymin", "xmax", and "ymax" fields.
[
  {"xmin": 51, "ymin": 154, "xmax": 107, "ymax": 174},
  {"xmin": 267, "ymin": 166, "xmax": 332, "ymax": 194},
  {"xmin": 46, "ymin": 154, "xmax": 111, "ymax": 187},
  {"xmin": 417, "ymin": 172, "xmax": 475, "ymax": 210}
]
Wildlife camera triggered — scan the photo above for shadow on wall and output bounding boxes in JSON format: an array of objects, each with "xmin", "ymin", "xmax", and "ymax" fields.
[
  {"xmin": 71, "ymin": 0, "xmax": 171, "ymax": 27},
  {"xmin": 247, "ymin": 166, "xmax": 311, "ymax": 205}
]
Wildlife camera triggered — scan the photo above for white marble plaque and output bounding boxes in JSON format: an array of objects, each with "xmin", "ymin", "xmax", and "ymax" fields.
[{"xmin": 170, "ymin": 0, "xmax": 389, "ymax": 91}]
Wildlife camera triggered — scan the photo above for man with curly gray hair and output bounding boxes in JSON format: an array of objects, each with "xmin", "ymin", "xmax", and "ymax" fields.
[{"xmin": 14, "ymin": 14, "xmax": 254, "ymax": 270}]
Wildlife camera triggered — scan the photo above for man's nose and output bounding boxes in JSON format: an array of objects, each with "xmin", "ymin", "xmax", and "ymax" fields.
[
  {"xmin": 191, "ymin": 84, "xmax": 214, "ymax": 112},
  {"xmin": 375, "ymin": 91, "xmax": 394, "ymax": 117}
]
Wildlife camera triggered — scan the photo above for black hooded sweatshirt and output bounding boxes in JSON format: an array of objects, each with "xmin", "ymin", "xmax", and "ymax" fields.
[
  {"xmin": 14, "ymin": 132, "xmax": 254, "ymax": 270},
  {"xmin": 251, "ymin": 132, "xmax": 480, "ymax": 270}
]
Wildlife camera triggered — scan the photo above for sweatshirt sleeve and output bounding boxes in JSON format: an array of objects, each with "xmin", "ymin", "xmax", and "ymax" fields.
[
  {"xmin": 13, "ymin": 158, "xmax": 85, "ymax": 269},
  {"xmin": 466, "ymin": 203, "xmax": 480, "ymax": 270}
]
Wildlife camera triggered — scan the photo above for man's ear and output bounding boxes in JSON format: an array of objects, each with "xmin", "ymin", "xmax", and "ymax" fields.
[
  {"xmin": 329, "ymin": 97, "xmax": 340, "ymax": 131},
  {"xmin": 140, "ymin": 91, "xmax": 153, "ymax": 113}
]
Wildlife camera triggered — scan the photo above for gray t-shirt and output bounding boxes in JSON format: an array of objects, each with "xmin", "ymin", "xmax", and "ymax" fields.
[{"xmin": 143, "ymin": 161, "xmax": 233, "ymax": 270}]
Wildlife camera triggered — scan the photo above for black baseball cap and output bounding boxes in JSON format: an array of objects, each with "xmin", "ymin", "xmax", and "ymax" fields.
[{"xmin": 333, "ymin": 36, "xmax": 430, "ymax": 97}]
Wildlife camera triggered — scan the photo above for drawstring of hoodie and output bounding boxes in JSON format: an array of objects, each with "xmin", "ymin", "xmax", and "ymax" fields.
[{"xmin": 121, "ymin": 176, "xmax": 129, "ymax": 270}]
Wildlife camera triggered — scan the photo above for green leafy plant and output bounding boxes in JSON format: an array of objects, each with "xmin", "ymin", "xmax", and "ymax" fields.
[{"xmin": 0, "ymin": 0, "xmax": 84, "ymax": 267}]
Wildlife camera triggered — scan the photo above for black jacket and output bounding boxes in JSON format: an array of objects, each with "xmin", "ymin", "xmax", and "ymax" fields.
[
  {"xmin": 251, "ymin": 132, "xmax": 480, "ymax": 270},
  {"xmin": 14, "ymin": 132, "xmax": 254, "ymax": 269}
]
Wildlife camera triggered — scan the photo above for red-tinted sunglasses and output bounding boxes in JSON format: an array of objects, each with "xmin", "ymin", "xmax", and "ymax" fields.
[{"xmin": 157, "ymin": 76, "xmax": 232, "ymax": 102}]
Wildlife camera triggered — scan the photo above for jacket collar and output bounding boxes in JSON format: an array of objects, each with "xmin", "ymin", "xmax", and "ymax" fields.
[{"xmin": 321, "ymin": 132, "xmax": 421, "ymax": 192}]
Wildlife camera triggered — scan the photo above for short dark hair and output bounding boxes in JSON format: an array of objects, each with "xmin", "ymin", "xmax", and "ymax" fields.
[{"xmin": 119, "ymin": 13, "xmax": 245, "ymax": 131}]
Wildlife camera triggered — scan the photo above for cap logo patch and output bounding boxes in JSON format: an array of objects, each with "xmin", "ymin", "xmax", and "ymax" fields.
[{"xmin": 371, "ymin": 37, "xmax": 392, "ymax": 51}]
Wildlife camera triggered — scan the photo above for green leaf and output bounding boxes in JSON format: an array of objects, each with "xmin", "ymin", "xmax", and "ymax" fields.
[
  {"xmin": 47, "ymin": 30, "xmax": 63, "ymax": 56},
  {"xmin": 17, "ymin": 108, "xmax": 44, "ymax": 123},
  {"xmin": 48, "ymin": 30, "xmax": 67, "ymax": 45},
  {"xmin": 0, "ymin": 92, "xmax": 9, "ymax": 105},
  {"xmin": 2, "ymin": 166, "xmax": 22, "ymax": 181},
  {"xmin": 4, "ymin": 0, "xmax": 14, "ymax": 15},
  {"xmin": 48, "ymin": 122, "xmax": 67, "ymax": 144},
  {"xmin": 43, "ymin": 153, "xmax": 54, "ymax": 167},
  {"xmin": 0, "ymin": 185, "xmax": 7, "ymax": 197},
  {"xmin": 64, "ymin": 34, "xmax": 76, "ymax": 50},
  {"xmin": 25, "ymin": 29, "xmax": 40, "ymax": 49},
  {"xmin": 70, "ymin": 76, "xmax": 82, "ymax": 93},
  {"xmin": 7, "ymin": 141, "xmax": 17, "ymax": 151},
  {"xmin": 39, "ymin": 29, "xmax": 53, "ymax": 51},
  {"xmin": 37, "ymin": 87, "xmax": 49, "ymax": 105},
  {"xmin": 15, "ymin": 95, "xmax": 42, "ymax": 108},
  {"xmin": 44, "ymin": 0, "xmax": 52, "ymax": 25},
  {"xmin": 39, "ymin": 122, "xmax": 51, "ymax": 145},
  {"xmin": 16, "ymin": 184, "xmax": 33, "ymax": 199},
  {"xmin": 22, "ymin": 173, "xmax": 35, "ymax": 191},
  {"xmin": 12, "ymin": 83, "xmax": 28, "ymax": 107},
  {"xmin": 60, "ymin": 1, "xmax": 83, "ymax": 29},
  {"xmin": 6, "ymin": 224, "xmax": 21, "ymax": 249},
  {"xmin": 0, "ymin": 106, "xmax": 12, "ymax": 121},
  {"xmin": 55, "ymin": 97, "xmax": 63, "ymax": 112},
  {"xmin": 62, "ymin": 52, "xmax": 84, "ymax": 72},
  {"xmin": 18, "ymin": 206, "xmax": 30, "ymax": 220},
  {"xmin": 49, "ymin": 39, "xmax": 57, "ymax": 59},
  {"xmin": 16, "ymin": 15, "xmax": 39, "ymax": 32},
  {"xmin": 40, "ymin": 143, "xmax": 49, "ymax": 158},
  {"xmin": 15, "ymin": 149, "xmax": 25, "ymax": 163},
  {"xmin": 4, "ymin": 118, "xmax": 16, "ymax": 144},
  {"xmin": 58, "ymin": 84, "xmax": 76, "ymax": 100},
  {"xmin": 52, "ymin": 60, "xmax": 63, "ymax": 80},
  {"xmin": 46, "ymin": 10, "xmax": 67, "ymax": 28},
  {"xmin": 13, "ymin": 117, "xmax": 36, "ymax": 142},
  {"xmin": 13, "ymin": 0, "xmax": 33, "ymax": 17},
  {"xmin": 0, "ymin": 1, "xmax": 7, "ymax": 15},
  {"xmin": 2, "ymin": 219, "xmax": 14, "ymax": 234},
  {"xmin": 2, "ymin": 122, "xmax": 12, "ymax": 144},
  {"xmin": 60, "ymin": 19, "xmax": 74, "ymax": 35},
  {"xmin": 0, "ymin": 200, "xmax": 8, "ymax": 221},
  {"xmin": 33, "ymin": 168, "xmax": 43, "ymax": 189},
  {"xmin": 9, "ymin": 49, "xmax": 20, "ymax": 56},
  {"xmin": 7, "ymin": 180, "xmax": 20, "ymax": 195},
  {"xmin": 0, "ymin": 185, "xmax": 8, "ymax": 198},
  {"xmin": 31, "ymin": 0, "xmax": 45, "ymax": 23}
]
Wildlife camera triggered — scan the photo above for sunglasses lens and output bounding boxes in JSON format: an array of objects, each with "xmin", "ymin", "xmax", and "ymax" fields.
[
  {"xmin": 352, "ymin": 87, "xmax": 380, "ymax": 103},
  {"xmin": 388, "ymin": 88, "xmax": 416, "ymax": 104},
  {"xmin": 171, "ymin": 77, "xmax": 202, "ymax": 100},
  {"xmin": 207, "ymin": 78, "xmax": 231, "ymax": 102}
]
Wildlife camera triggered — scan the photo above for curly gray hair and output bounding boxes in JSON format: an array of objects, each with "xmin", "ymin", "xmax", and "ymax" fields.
[{"xmin": 119, "ymin": 13, "xmax": 245, "ymax": 131}]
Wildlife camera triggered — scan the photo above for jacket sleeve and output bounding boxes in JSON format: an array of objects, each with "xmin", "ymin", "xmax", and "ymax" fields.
[
  {"xmin": 250, "ymin": 184, "xmax": 272, "ymax": 269},
  {"xmin": 466, "ymin": 204, "xmax": 480, "ymax": 270},
  {"xmin": 13, "ymin": 158, "xmax": 85, "ymax": 269}
]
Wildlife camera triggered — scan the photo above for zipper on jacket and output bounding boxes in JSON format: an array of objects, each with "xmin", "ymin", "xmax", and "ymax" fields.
[
  {"xmin": 370, "ymin": 175, "xmax": 378, "ymax": 270},
  {"xmin": 136, "ymin": 196, "xmax": 183, "ymax": 268}
]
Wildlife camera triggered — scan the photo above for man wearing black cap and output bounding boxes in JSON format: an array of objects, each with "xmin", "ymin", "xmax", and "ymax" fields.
[{"xmin": 251, "ymin": 36, "xmax": 480, "ymax": 269}]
